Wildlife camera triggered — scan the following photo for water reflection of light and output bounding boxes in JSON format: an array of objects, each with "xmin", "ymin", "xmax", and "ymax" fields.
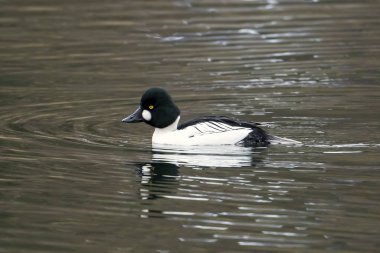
[
  {"xmin": 133, "ymin": 145, "xmax": 327, "ymax": 249},
  {"xmin": 133, "ymin": 150, "xmax": 329, "ymax": 249}
]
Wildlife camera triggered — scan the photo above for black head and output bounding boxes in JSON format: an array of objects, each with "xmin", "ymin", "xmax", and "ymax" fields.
[{"xmin": 122, "ymin": 88, "xmax": 180, "ymax": 128}]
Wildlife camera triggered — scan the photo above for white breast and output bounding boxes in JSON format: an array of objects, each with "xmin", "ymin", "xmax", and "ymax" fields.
[{"xmin": 152, "ymin": 118, "xmax": 252, "ymax": 146}]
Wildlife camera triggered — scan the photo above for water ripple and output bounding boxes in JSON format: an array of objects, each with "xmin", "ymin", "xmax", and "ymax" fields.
[{"xmin": 1, "ymin": 0, "xmax": 380, "ymax": 252}]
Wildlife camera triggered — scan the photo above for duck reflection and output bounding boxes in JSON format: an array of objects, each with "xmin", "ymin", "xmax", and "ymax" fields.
[
  {"xmin": 137, "ymin": 162, "xmax": 180, "ymax": 201},
  {"xmin": 138, "ymin": 162, "xmax": 179, "ymax": 185},
  {"xmin": 135, "ymin": 144, "xmax": 265, "ymax": 201},
  {"xmin": 151, "ymin": 144, "xmax": 264, "ymax": 168}
]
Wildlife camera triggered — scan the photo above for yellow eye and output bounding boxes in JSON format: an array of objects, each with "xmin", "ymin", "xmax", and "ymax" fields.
[{"xmin": 149, "ymin": 105, "xmax": 154, "ymax": 110}]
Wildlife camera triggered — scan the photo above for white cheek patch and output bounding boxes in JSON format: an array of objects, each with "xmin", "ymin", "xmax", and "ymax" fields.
[{"xmin": 142, "ymin": 110, "xmax": 152, "ymax": 121}]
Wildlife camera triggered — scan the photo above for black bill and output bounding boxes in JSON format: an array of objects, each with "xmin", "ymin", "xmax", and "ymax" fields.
[{"xmin": 122, "ymin": 106, "xmax": 144, "ymax": 123}]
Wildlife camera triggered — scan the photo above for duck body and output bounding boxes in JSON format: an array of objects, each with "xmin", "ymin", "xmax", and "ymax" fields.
[
  {"xmin": 122, "ymin": 88, "xmax": 270, "ymax": 147},
  {"xmin": 152, "ymin": 116, "xmax": 269, "ymax": 146}
]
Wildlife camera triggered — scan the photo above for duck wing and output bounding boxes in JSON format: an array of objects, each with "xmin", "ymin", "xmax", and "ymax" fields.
[
  {"xmin": 178, "ymin": 116, "xmax": 269, "ymax": 146},
  {"xmin": 178, "ymin": 116, "xmax": 259, "ymax": 130}
]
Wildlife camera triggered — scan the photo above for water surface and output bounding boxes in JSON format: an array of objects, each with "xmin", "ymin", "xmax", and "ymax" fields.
[{"xmin": 1, "ymin": 0, "xmax": 380, "ymax": 252}]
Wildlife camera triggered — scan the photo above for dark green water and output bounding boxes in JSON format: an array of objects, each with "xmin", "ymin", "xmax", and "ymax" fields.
[{"xmin": 1, "ymin": 1, "xmax": 380, "ymax": 252}]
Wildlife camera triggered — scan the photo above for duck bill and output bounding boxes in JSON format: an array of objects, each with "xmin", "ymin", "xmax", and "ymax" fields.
[{"xmin": 122, "ymin": 106, "xmax": 144, "ymax": 123}]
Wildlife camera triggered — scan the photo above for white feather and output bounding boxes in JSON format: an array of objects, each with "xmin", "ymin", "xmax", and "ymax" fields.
[
  {"xmin": 142, "ymin": 110, "xmax": 152, "ymax": 121},
  {"xmin": 152, "ymin": 116, "xmax": 252, "ymax": 146}
]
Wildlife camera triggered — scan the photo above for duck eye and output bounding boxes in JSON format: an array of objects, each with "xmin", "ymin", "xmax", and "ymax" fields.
[{"xmin": 149, "ymin": 105, "xmax": 154, "ymax": 110}]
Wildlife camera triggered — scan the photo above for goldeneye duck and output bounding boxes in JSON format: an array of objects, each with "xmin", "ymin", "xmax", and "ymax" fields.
[{"xmin": 122, "ymin": 88, "xmax": 279, "ymax": 146}]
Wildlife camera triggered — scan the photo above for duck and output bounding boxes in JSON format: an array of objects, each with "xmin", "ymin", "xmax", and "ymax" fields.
[{"xmin": 122, "ymin": 87, "xmax": 295, "ymax": 146}]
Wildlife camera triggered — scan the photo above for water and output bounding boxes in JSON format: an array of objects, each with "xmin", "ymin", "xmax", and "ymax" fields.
[{"xmin": 1, "ymin": 0, "xmax": 380, "ymax": 252}]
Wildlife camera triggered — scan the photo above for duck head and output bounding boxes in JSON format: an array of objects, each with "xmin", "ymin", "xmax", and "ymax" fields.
[{"xmin": 122, "ymin": 87, "xmax": 180, "ymax": 128}]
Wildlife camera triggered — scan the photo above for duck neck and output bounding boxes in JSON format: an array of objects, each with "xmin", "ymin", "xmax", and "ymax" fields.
[{"xmin": 154, "ymin": 116, "xmax": 180, "ymax": 133}]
